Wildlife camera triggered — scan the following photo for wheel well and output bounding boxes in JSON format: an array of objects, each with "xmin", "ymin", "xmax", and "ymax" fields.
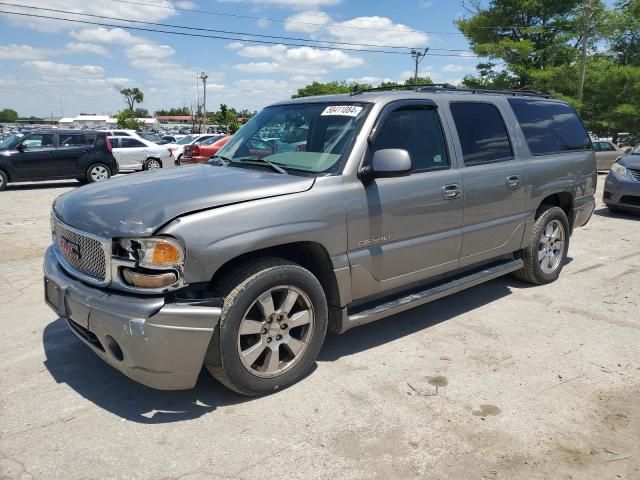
[
  {"xmin": 537, "ymin": 192, "xmax": 574, "ymax": 228},
  {"xmin": 210, "ymin": 242, "xmax": 341, "ymax": 308}
]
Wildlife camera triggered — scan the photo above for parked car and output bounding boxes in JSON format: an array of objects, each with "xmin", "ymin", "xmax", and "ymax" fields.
[
  {"xmin": 166, "ymin": 134, "xmax": 220, "ymax": 164},
  {"xmin": 162, "ymin": 135, "xmax": 178, "ymax": 143},
  {"xmin": 0, "ymin": 129, "xmax": 117, "ymax": 190},
  {"xmin": 181, "ymin": 135, "xmax": 232, "ymax": 164},
  {"xmin": 137, "ymin": 131, "xmax": 170, "ymax": 145},
  {"xmin": 603, "ymin": 144, "xmax": 640, "ymax": 213},
  {"xmin": 44, "ymin": 88, "xmax": 596, "ymax": 395},
  {"xmin": 108, "ymin": 136, "xmax": 174, "ymax": 171},
  {"xmin": 593, "ymin": 140, "xmax": 628, "ymax": 171}
]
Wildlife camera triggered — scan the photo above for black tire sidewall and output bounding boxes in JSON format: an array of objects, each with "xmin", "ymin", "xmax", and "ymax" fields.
[
  {"xmin": 531, "ymin": 207, "xmax": 570, "ymax": 284},
  {"xmin": 86, "ymin": 163, "xmax": 111, "ymax": 183},
  {"xmin": 0, "ymin": 170, "xmax": 7, "ymax": 191},
  {"xmin": 219, "ymin": 265, "xmax": 328, "ymax": 395}
]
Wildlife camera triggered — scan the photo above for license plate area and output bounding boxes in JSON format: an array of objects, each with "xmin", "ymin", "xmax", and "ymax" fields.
[{"xmin": 44, "ymin": 277, "xmax": 65, "ymax": 316}]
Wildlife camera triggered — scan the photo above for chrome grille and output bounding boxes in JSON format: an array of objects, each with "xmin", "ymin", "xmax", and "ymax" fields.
[
  {"xmin": 52, "ymin": 218, "xmax": 107, "ymax": 281},
  {"xmin": 628, "ymin": 168, "xmax": 640, "ymax": 182}
]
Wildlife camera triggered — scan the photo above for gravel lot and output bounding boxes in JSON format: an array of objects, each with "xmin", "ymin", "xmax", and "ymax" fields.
[{"xmin": 1, "ymin": 175, "xmax": 639, "ymax": 480}]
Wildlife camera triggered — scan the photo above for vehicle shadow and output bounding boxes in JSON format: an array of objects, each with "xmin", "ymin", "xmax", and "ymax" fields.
[
  {"xmin": 43, "ymin": 276, "xmax": 522, "ymax": 422},
  {"xmin": 6, "ymin": 181, "xmax": 79, "ymax": 191},
  {"xmin": 42, "ymin": 318, "xmax": 250, "ymax": 424},
  {"xmin": 593, "ymin": 206, "xmax": 639, "ymax": 219}
]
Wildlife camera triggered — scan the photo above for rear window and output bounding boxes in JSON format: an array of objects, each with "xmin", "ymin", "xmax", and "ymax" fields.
[
  {"xmin": 508, "ymin": 99, "xmax": 591, "ymax": 155},
  {"xmin": 450, "ymin": 102, "xmax": 513, "ymax": 166}
]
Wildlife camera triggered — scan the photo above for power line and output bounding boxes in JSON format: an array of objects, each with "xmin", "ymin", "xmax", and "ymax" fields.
[{"xmin": 0, "ymin": 7, "xmax": 481, "ymax": 57}]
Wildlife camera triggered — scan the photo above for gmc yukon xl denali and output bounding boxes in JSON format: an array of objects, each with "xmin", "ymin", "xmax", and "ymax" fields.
[{"xmin": 43, "ymin": 86, "xmax": 596, "ymax": 395}]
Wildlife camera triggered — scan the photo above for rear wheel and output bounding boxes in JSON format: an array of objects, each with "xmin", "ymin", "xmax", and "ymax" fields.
[
  {"xmin": 206, "ymin": 258, "xmax": 328, "ymax": 396},
  {"xmin": 513, "ymin": 206, "xmax": 570, "ymax": 285},
  {"xmin": 86, "ymin": 163, "xmax": 111, "ymax": 183},
  {"xmin": 144, "ymin": 158, "xmax": 162, "ymax": 170},
  {"xmin": 0, "ymin": 170, "xmax": 7, "ymax": 191}
]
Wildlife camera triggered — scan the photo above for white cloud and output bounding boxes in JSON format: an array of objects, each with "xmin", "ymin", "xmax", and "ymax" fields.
[
  {"xmin": 0, "ymin": 44, "xmax": 54, "ymax": 60},
  {"xmin": 219, "ymin": 0, "xmax": 341, "ymax": 8},
  {"xmin": 285, "ymin": 11, "xmax": 428, "ymax": 48},
  {"xmin": 442, "ymin": 63, "xmax": 466, "ymax": 73},
  {"xmin": 23, "ymin": 60, "xmax": 105, "ymax": 77},
  {"xmin": 419, "ymin": 0, "xmax": 433, "ymax": 8},
  {"xmin": 65, "ymin": 42, "xmax": 110, "ymax": 56},
  {"xmin": 232, "ymin": 42, "xmax": 363, "ymax": 75},
  {"xmin": 127, "ymin": 43, "xmax": 175, "ymax": 59},
  {"xmin": 257, "ymin": 18, "xmax": 270, "ymax": 28},
  {"xmin": 70, "ymin": 27, "xmax": 142, "ymax": 45},
  {"xmin": 175, "ymin": 0, "xmax": 198, "ymax": 8}
]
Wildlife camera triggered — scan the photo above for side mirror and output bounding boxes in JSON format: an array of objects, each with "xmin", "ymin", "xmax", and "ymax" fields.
[
  {"xmin": 16, "ymin": 143, "xmax": 26, "ymax": 152},
  {"xmin": 366, "ymin": 149, "xmax": 412, "ymax": 180}
]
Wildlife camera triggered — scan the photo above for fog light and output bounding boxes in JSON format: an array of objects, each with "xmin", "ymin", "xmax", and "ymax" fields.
[{"xmin": 122, "ymin": 268, "xmax": 177, "ymax": 288}]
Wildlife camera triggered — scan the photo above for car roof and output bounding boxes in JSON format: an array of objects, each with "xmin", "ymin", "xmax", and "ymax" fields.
[{"xmin": 269, "ymin": 88, "xmax": 566, "ymax": 107}]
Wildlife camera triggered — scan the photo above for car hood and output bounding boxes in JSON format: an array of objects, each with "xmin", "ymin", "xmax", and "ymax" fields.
[
  {"xmin": 53, "ymin": 164, "xmax": 315, "ymax": 238},
  {"xmin": 620, "ymin": 154, "xmax": 640, "ymax": 169}
]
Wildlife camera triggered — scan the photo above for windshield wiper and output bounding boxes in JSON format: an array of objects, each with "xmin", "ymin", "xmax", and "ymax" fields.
[{"xmin": 232, "ymin": 157, "xmax": 287, "ymax": 174}]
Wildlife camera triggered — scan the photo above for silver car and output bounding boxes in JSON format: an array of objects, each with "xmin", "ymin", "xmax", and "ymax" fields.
[
  {"xmin": 43, "ymin": 87, "xmax": 596, "ymax": 395},
  {"xmin": 603, "ymin": 144, "xmax": 640, "ymax": 213}
]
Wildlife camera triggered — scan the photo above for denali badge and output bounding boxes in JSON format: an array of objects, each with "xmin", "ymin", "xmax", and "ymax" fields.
[{"xmin": 57, "ymin": 236, "xmax": 81, "ymax": 262}]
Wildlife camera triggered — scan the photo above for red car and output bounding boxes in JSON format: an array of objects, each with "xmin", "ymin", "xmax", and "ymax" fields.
[{"xmin": 182, "ymin": 135, "xmax": 232, "ymax": 164}]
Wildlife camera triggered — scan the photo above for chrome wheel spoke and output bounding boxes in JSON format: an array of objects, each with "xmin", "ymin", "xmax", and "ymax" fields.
[
  {"xmin": 288, "ymin": 310, "xmax": 311, "ymax": 329},
  {"xmin": 263, "ymin": 347, "xmax": 280, "ymax": 373},
  {"xmin": 538, "ymin": 247, "xmax": 547, "ymax": 261},
  {"xmin": 284, "ymin": 336, "xmax": 304, "ymax": 356},
  {"xmin": 280, "ymin": 289, "xmax": 299, "ymax": 314},
  {"xmin": 554, "ymin": 240, "xmax": 564, "ymax": 253},
  {"xmin": 257, "ymin": 291, "xmax": 275, "ymax": 318},
  {"xmin": 239, "ymin": 319, "xmax": 264, "ymax": 336},
  {"xmin": 241, "ymin": 342, "xmax": 266, "ymax": 366}
]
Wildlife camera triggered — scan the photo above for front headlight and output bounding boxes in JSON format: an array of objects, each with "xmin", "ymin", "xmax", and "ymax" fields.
[
  {"xmin": 610, "ymin": 162, "xmax": 630, "ymax": 179},
  {"xmin": 115, "ymin": 237, "xmax": 185, "ymax": 289}
]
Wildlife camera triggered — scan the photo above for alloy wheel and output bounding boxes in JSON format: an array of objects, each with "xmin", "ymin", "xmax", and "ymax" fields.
[
  {"xmin": 90, "ymin": 165, "xmax": 109, "ymax": 182},
  {"xmin": 538, "ymin": 219, "xmax": 565, "ymax": 274}
]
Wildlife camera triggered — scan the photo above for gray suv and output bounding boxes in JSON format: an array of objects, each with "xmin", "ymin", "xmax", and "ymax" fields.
[{"xmin": 43, "ymin": 86, "xmax": 596, "ymax": 395}]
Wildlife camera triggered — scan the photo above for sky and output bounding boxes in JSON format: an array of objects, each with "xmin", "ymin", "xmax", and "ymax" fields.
[{"xmin": 0, "ymin": 0, "xmax": 481, "ymax": 117}]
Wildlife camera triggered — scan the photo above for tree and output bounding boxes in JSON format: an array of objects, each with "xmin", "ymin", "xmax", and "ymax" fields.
[
  {"xmin": 120, "ymin": 87, "xmax": 144, "ymax": 111},
  {"xmin": 292, "ymin": 81, "xmax": 372, "ymax": 98},
  {"xmin": 607, "ymin": 0, "xmax": 640, "ymax": 66},
  {"xmin": 155, "ymin": 106, "xmax": 191, "ymax": 116},
  {"xmin": 404, "ymin": 76, "xmax": 433, "ymax": 85},
  {"xmin": 133, "ymin": 108, "xmax": 149, "ymax": 118},
  {"xmin": 115, "ymin": 109, "xmax": 143, "ymax": 130},
  {"xmin": 0, "ymin": 108, "xmax": 18, "ymax": 123}
]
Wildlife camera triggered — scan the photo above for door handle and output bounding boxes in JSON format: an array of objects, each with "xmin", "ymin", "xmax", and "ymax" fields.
[
  {"xmin": 442, "ymin": 184, "xmax": 462, "ymax": 200},
  {"xmin": 506, "ymin": 175, "xmax": 521, "ymax": 189}
]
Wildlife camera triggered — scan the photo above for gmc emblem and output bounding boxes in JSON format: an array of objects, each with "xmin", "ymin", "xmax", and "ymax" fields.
[{"xmin": 57, "ymin": 236, "xmax": 81, "ymax": 262}]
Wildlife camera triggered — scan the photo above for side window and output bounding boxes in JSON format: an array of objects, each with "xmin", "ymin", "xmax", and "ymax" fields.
[
  {"xmin": 59, "ymin": 134, "xmax": 90, "ymax": 147},
  {"xmin": 114, "ymin": 131, "xmax": 130, "ymax": 136},
  {"xmin": 592, "ymin": 142, "xmax": 602, "ymax": 151},
  {"xmin": 21, "ymin": 133, "xmax": 55, "ymax": 149},
  {"xmin": 120, "ymin": 138, "xmax": 145, "ymax": 148},
  {"xmin": 604, "ymin": 142, "xmax": 616, "ymax": 151},
  {"xmin": 508, "ymin": 98, "xmax": 591, "ymax": 155},
  {"xmin": 372, "ymin": 107, "xmax": 449, "ymax": 171},
  {"xmin": 450, "ymin": 102, "xmax": 513, "ymax": 166}
]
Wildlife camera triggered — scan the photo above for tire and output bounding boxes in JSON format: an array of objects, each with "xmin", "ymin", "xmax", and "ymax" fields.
[
  {"xmin": 144, "ymin": 158, "xmax": 162, "ymax": 170},
  {"xmin": 206, "ymin": 258, "xmax": 328, "ymax": 396},
  {"xmin": 607, "ymin": 204, "xmax": 621, "ymax": 213},
  {"xmin": 0, "ymin": 170, "xmax": 7, "ymax": 191},
  {"xmin": 513, "ymin": 206, "xmax": 570, "ymax": 285},
  {"xmin": 176, "ymin": 153, "xmax": 183, "ymax": 165},
  {"xmin": 85, "ymin": 163, "xmax": 111, "ymax": 183}
]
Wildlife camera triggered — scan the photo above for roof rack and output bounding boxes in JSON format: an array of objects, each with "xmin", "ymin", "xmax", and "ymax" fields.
[{"xmin": 350, "ymin": 83, "xmax": 554, "ymax": 99}]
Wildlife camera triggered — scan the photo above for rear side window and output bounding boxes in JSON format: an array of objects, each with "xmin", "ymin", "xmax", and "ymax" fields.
[
  {"xmin": 372, "ymin": 107, "xmax": 449, "ymax": 171},
  {"xmin": 508, "ymin": 99, "xmax": 591, "ymax": 155},
  {"xmin": 120, "ymin": 138, "xmax": 145, "ymax": 148},
  {"xmin": 59, "ymin": 133, "xmax": 91, "ymax": 147},
  {"xmin": 450, "ymin": 102, "xmax": 513, "ymax": 166}
]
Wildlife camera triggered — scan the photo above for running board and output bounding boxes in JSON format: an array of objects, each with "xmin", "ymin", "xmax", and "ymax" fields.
[{"xmin": 343, "ymin": 258, "xmax": 523, "ymax": 332}]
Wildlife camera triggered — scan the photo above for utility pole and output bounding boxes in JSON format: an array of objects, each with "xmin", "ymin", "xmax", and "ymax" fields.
[
  {"xmin": 199, "ymin": 72, "xmax": 208, "ymax": 133},
  {"xmin": 411, "ymin": 47, "xmax": 429, "ymax": 82},
  {"xmin": 578, "ymin": 5, "xmax": 596, "ymax": 110}
]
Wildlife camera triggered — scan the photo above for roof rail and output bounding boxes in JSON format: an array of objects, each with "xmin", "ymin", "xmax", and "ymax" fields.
[{"xmin": 350, "ymin": 82, "xmax": 554, "ymax": 98}]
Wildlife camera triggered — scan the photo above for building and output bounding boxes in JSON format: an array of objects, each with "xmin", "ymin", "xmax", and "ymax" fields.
[{"xmin": 57, "ymin": 115, "xmax": 159, "ymax": 130}]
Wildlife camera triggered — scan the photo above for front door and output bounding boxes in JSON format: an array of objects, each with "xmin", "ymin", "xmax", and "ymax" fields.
[
  {"xmin": 54, "ymin": 132, "xmax": 93, "ymax": 177},
  {"xmin": 346, "ymin": 102, "xmax": 464, "ymax": 301},
  {"xmin": 11, "ymin": 132, "xmax": 57, "ymax": 180},
  {"xmin": 446, "ymin": 101, "xmax": 527, "ymax": 266}
]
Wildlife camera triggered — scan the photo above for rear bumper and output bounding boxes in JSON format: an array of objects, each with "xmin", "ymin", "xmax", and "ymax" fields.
[
  {"xmin": 603, "ymin": 173, "xmax": 640, "ymax": 212},
  {"xmin": 572, "ymin": 195, "xmax": 596, "ymax": 229},
  {"xmin": 43, "ymin": 247, "xmax": 221, "ymax": 390}
]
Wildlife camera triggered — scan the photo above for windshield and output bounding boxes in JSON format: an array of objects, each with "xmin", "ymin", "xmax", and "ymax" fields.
[
  {"xmin": 177, "ymin": 135, "xmax": 195, "ymax": 145},
  {"xmin": 632, "ymin": 144, "xmax": 640, "ymax": 155},
  {"xmin": 0, "ymin": 134, "xmax": 22, "ymax": 149},
  {"xmin": 200, "ymin": 135, "xmax": 224, "ymax": 145},
  {"xmin": 216, "ymin": 102, "xmax": 370, "ymax": 174}
]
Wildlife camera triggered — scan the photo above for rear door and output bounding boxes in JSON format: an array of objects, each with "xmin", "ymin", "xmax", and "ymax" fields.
[
  {"xmin": 595, "ymin": 141, "xmax": 619, "ymax": 170},
  {"xmin": 114, "ymin": 137, "xmax": 147, "ymax": 170},
  {"xmin": 55, "ymin": 132, "xmax": 93, "ymax": 177},
  {"xmin": 346, "ymin": 100, "xmax": 464, "ymax": 300},
  {"xmin": 445, "ymin": 101, "xmax": 526, "ymax": 266},
  {"xmin": 11, "ymin": 132, "xmax": 58, "ymax": 180}
]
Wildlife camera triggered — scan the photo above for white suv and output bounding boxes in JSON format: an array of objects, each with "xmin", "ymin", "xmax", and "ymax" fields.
[{"xmin": 108, "ymin": 136, "xmax": 174, "ymax": 171}]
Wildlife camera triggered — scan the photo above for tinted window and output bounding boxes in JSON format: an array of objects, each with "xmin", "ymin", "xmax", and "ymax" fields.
[
  {"xmin": 372, "ymin": 107, "xmax": 449, "ymax": 171},
  {"xmin": 21, "ymin": 133, "xmax": 55, "ymax": 149},
  {"xmin": 450, "ymin": 102, "xmax": 513, "ymax": 166},
  {"xmin": 508, "ymin": 98, "xmax": 591, "ymax": 155},
  {"xmin": 120, "ymin": 138, "xmax": 145, "ymax": 148},
  {"xmin": 113, "ymin": 131, "xmax": 131, "ymax": 136},
  {"xmin": 59, "ymin": 133, "xmax": 90, "ymax": 147}
]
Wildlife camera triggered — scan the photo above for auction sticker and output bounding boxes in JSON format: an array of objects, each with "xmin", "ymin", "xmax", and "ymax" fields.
[{"xmin": 321, "ymin": 105, "xmax": 363, "ymax": 117}]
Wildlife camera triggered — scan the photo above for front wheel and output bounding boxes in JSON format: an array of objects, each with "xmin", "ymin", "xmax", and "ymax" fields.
[
  {"xmin": 206, "ymin": 258, "xmax": 328, "ymax": 396},
  {"xmin": 86, "ymin": 163, "xmax": 111, "ymax": 183},
  {"xmin": 513, "ymin": 206, "xmax": 570, "ymax": 285},
  {"xmin": 0, "ymin": 170, "xmax": 7, "ymax": 191},
  {"xmin": 144, "ymin": 158, "xmax": 162, "ymax": 170}
]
